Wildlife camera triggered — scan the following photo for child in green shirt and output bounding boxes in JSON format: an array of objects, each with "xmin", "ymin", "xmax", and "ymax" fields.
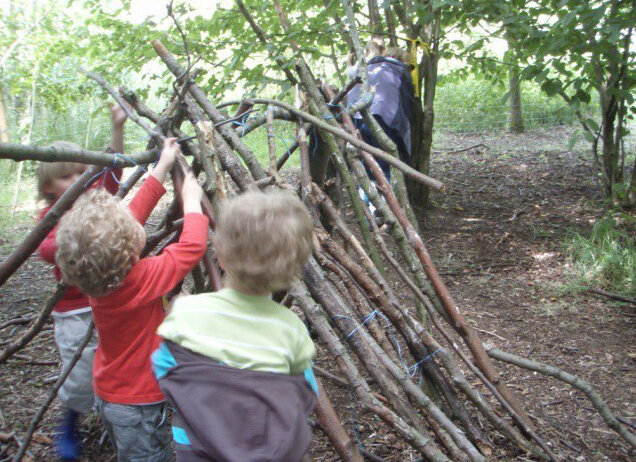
[{"xmin": 153, "ymin": 190, "xmax": 317, "ymax": 462}]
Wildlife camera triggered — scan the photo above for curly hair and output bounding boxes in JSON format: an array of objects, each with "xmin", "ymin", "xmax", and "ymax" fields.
[
  {"xmin": 56, "ymin": 189, "xmax": 145, "ymax": 297},
  {"xmin": 214, "ymin": 190, "xmax": 313, "ymax": 293}
]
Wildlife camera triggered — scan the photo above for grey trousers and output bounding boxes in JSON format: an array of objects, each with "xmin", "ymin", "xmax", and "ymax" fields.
[
  {"xmin": 53, "ymin": 311, "xmax": 97, "ymax": 413},
  {"xmin": 95, "ymin": 397, "xmax": 174, "ymax": 462}
]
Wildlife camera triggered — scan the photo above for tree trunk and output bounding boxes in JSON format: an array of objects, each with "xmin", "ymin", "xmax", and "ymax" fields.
[
  {"xmin": 0, "ymin": 87, "xmax": 9, "ymax": 143},
  {"xmin": 508, "ymin": 67, "xmax": 524, "ymax": 133},
  {"xmin": 407, "ymin": 19, "xmax": 439, "ymax": 209},
  {"xmin": 382, "ymin": 0, "xmax": 398, "ymax": 47},
  {"xmin": 12, "ymin": 62, "xmax": 38, "ymax": 215},
  {"xmin": 506, "ymin": 36, "xmax": 524, "ymax": 133},
  {"xmin": 601, "ymin": 108, "xmax": 620, "ymax": 201},
  {"xmin": 628, "ymin": 153, "xmax": 636, "ymax": 206},
  {"xmin": 368, "ymin": 0, "xmax": 383, "ymax": 36}
]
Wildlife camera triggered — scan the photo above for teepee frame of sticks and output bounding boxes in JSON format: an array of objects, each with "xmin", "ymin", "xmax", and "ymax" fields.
[{"xmin": 1, "ymin": 2, "xmax": 634, "ymax": 460}]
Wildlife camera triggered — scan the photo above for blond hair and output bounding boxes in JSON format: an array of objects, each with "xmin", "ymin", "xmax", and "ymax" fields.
[
  {"xmin": 56, "ymin": 189, "xmax": 145, "ymax": 297},
  {"xmin": 383, "ymin": 47, "xmax": 410, "ymax": 65},
  {"xmin": 366, "ymin": 40, "xmax": 385, "ymax": 59},
  {"xmin": 214, "ymin": 191, "xmax": 313, "ymax": 293},
  {"xmin": 37, "ymin": 141, "xmax": 87, "ymax": 201}
]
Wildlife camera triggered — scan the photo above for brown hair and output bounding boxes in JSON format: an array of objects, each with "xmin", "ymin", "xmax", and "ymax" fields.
[
  {"xmin": 214, "ymin": 190, "xmax": 313, "ymax": 293},
  {"xmin": 37, "ymin": 141, "xmax": 87, "ymax": 202},
  {"xmin": 366, "ymin": 40, "xmax": 385, "ymax": 59},
  {"xmin": 56, "ymin": 189, "xmax": 145, "ymax": 297},
  {"xmin": 383, "ymin": 47, "xmax": 410, "ymax": 65}
]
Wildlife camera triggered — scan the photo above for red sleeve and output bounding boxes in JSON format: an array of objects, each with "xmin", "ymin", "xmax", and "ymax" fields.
[
  {"xmin": 133, "ymin": 213, "xmax": 209, "ymax": 302},
  {"xmin": 37, "ymin": 229, "xmax": 57, "ymax": 264},
  {"xmin": 128, "ymin": 175, "xmax": 166, "ymax": 225},
  {"xmin": 35, "ymin": 206, "xmax": 57, "ymax": 263}
]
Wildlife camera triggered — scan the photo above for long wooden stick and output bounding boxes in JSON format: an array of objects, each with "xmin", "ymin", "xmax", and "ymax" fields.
[
  {"xmin": 357, "ymin": 145, "xmax": 535, "ymax": 432},
  {"xmin": 290, "ymin": 282, "xmax": 451, "ymax": 462},
  {"xmin": 87, "ymin": 72, "xmax": 221, "ymax": 237},
  {"xmin": 0, "ymin": 142, "xmax": 157, "ymax": 166},
  {"xmin": 486, "ymin": 344, "xmax": 636, "ymax": 449},
  {"xmin": 0, "ymin": 284, "xmax": 66, "ymax": 365},
  {"xmin": 12, "ymin": 322, "xmax": 95, "ymax": 462},
  {"xmin": 244, "ymin": 98, "xmax": 445, "ymax": 192},
  {"xmin": 310, "ymin": 183, "xmax": 551, "ymax": 458},
  {"xmin": 151, "ymin": 39, "xmax": 268, "ymax": 181},
  {"xmin": 314, "ymin": 379, "xmax": 365, "ymax": 462}
]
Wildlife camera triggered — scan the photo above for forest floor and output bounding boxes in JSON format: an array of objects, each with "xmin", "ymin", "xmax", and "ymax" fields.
[{"xmin": 0, "ymin": 126, "xmax": 634, "ymax": 461}]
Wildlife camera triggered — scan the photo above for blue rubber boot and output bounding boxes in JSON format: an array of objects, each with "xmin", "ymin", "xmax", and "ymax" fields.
[{"xmin": 54, "ymin": 408, "xmax": 80, "ymax": 461}]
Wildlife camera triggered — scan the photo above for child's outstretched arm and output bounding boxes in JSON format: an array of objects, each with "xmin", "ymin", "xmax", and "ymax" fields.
[
  {"xmin": 101, "ymin": 104, "xmax": 128, "ymax": 193},
  {"xmin": 132, "ymin": 172, "xmax": 207, "ymax": 303},
  {"xmin": 181, "ymin": 170, "xmax": 203, "ymax": 215},
  {"xmin": 109, "ymin": 103, "xmax": 128, "ymax": 154},
  {"xmin": 128, "ymin": 138, "xmax": 179, "ymax": 225},
  {"xmin": 150, "ymin": 137, "xmax": 179, "ymax": 184}
]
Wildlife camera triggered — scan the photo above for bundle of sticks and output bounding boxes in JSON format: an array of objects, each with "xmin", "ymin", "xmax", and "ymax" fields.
[{"xmin": 0, "ymin": 17, "xmax": 634, "ymax": 462}]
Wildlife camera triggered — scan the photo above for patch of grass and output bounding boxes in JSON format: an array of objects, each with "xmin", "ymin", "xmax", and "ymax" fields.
[
  {"xmin": 562, "ymin": 216, "xmax": 635, "ymax": 296},
  {"xmin": 434, "ymin": 76, "xmax": 591, "ymax": 133}
]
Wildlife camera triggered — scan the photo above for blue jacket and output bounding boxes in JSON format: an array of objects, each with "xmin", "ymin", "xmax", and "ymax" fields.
[{"xmin": 348, "ymin": 56, "xmax": 415, "ymax": 156}]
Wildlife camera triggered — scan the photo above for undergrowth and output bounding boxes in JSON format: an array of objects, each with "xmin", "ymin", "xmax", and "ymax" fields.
[
  {"xmin": 562, "ymin": 216, "xmax": 636, "ymax": 297},
  {"xmin": 434, "ymin": 76, "xmax": 590, "ymax": 133},
  {"xmin": 0, "ymin": 178, "xmax": 37, "ymax": 251}
]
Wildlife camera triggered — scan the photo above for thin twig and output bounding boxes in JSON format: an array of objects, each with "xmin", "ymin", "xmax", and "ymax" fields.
[
  {"xmin": 12, "ymin": 322, "xmax": 95, "ymax": 462},
  {"xmin": 590, "ymin": 288, "xmax": 636, "ymax": 306},
  {"xmin": 433, "ymin": 143, "xmax": 488, "ymax": 155}
]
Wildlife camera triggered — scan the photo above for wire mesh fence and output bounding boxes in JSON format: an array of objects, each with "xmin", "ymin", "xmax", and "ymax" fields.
[{"xmin": 433, "ymin": 103, "xmax": 578, "ymax": 134}]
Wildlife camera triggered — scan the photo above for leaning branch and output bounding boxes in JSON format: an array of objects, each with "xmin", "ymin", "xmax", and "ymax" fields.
[
  {"xmin": 0, "ymin": 142, "xmax": 157, "ymax": 167},
  {"xmin": 246, "ymin": 98, "xmax": 445, "ymax": 192},
  {"xmin": 12, "ymin": 322, "xmax": 95, "ymax": 462},
  {"xmin": 485, "ymin": 344, "xmax": 636, "ymax": 449},
  {"xmin": 0, "ymin": 166, "xmax": 101, "ymax": 287},
  {"xmin": 0, "ymin": 284, "xmax": 67, "ymax": 365}
]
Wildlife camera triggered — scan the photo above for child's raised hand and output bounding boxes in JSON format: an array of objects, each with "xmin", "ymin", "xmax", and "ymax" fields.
[
  {"xmin": 111, "ymin": 103, "xmax": 129, "ymax": 128},
  {"xmin": 150, "ymin": 137, "xmax": 180, "ymax": 184},
  {"xmin": 159, "ymin": 137, "xmax": 180, "ymax": 169},
  {"xmin": 181, "ymin": 171, "xmax": 203, "ymax": 215}
]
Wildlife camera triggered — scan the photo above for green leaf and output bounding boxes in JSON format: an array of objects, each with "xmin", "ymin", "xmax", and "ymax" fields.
[
  {"xmin": 568, "ymin": 129, "xmax": 581, "ymax": 150},
  {"xmin": 540, "ymin": 79, "xmax": 562, "ymax": 96},
  {"xmin": 582, "ymin": 130, "xmax": 596, "ymax": 143},
  {"xmin": 584, "ymin": 118, "xmax": 599, "ymax": 132},
  {"xmin": 574, "ymin": 89, "xmax": 591, "ymax": 104}
]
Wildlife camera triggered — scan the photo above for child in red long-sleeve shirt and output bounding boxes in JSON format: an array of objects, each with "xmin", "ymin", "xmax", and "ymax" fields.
[
  {"xmin": 36, "ymin": 104, "xmax": 127, "ymax": 461},
  {"xmin": 55, "ymin": 138, "xmax": 208, "ymax": 462}
]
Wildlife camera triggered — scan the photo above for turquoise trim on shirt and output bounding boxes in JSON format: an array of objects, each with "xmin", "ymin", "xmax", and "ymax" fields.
[
  {"xmin": 151, "ymin": 342, "xmax": 177, "ymax": 380},
  {"xmin": 304, "ymin": 366, "xmax": 318, "ymax": 396},
  {"xmin": 172, "ymin": 425, "xmax": 191, "ymax": 445}
]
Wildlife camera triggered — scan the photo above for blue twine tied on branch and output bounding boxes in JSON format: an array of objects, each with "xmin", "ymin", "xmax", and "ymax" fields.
[
  {"xmin": 84, "ymin": 151, "xmax": 150, "ymax": 187},
  {"xmin": 323, "ymin": 102, "xmax": 344, "ymax": 121}
]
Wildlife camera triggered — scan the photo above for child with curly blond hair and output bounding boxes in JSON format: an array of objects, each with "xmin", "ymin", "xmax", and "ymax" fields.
[
  {"xmin": 56, "ymin": 138, "xmax": 209, "ymax": 462},
  {"xmin": 36, "ymin": 104, "xmax": 126, "ymax": 461},
  {"xmin": 152, "ymin": 190, "xmax": 317, "ymax": 462}
]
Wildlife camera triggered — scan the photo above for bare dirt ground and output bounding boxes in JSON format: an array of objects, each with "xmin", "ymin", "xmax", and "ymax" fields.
[{"xmin": 0, "ymin": 127, "xmax": 634, "ymax": 461}]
